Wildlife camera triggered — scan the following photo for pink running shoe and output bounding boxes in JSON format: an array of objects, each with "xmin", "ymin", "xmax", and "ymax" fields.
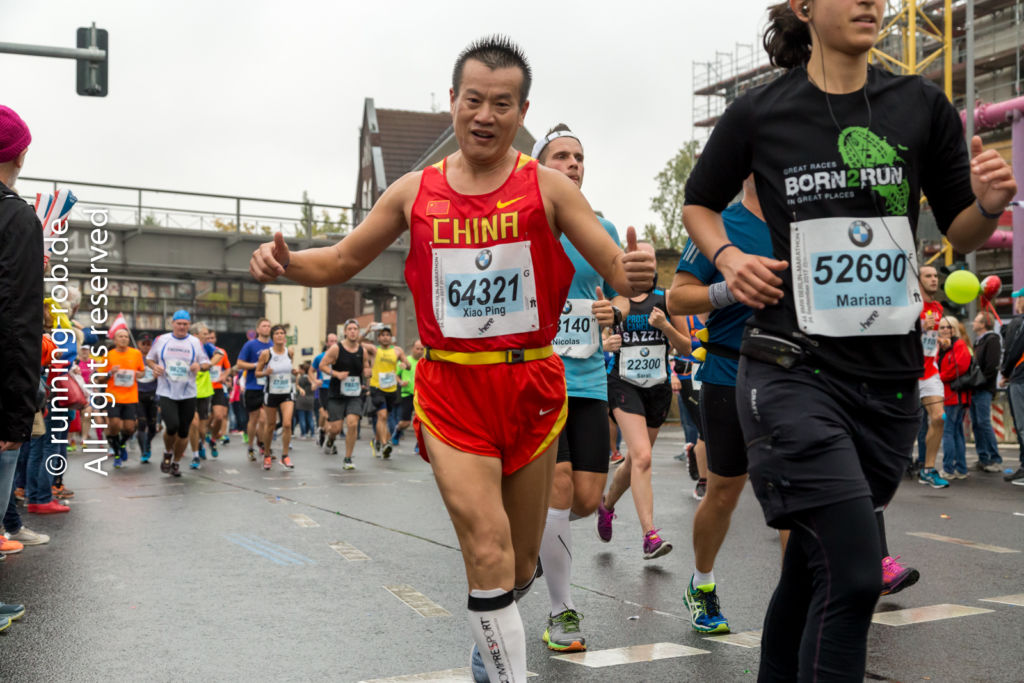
[
  {"xmin": 596, "ymin": 501, "xmax": 616, "ymax": 542},
  {"xmin": 881, "ymin": 555, "xmax": 919, "ymax": 596},
  {"xmin": 643, "ymin": 528, "xmax": 673, "ymax": 560}
]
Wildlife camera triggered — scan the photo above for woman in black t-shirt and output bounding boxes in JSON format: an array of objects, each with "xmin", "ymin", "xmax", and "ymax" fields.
[{"xmin": 682, "ymin": 2, "xmax": 1016, "ymax": 680}]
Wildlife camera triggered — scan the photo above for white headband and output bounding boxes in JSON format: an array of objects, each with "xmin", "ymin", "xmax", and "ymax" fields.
[{"xmin": 531, "ymin": 129, "xmax": 580, "ymax": 160}]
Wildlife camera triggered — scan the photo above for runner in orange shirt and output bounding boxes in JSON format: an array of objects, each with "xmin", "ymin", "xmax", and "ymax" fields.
[
  {"xmin": 102, "ymin": 329, "xmax": 146, "ymax": 468},
  {"xmin": 205, "ymin": 328, "xmax": 232, "ymax": 458}
]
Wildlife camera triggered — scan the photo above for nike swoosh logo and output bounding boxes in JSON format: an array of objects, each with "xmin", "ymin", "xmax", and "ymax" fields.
[
  {"xmin": 539, "ymin": 407, "xmax": 556, "ymax": 416},
  {"xmin": 496, "ymin": 196, "xmax": 525, "ymax": 209}
]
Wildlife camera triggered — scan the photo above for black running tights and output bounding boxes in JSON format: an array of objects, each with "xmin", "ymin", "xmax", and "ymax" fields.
[{"xmin": 758, "ymin": 496, "xmax": 882, "ymax": 682}]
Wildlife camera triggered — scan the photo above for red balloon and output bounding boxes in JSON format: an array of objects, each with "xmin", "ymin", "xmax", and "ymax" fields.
[{"xmin": 981, "ymin": 275, "xmax": 1002, "ymax": 300}]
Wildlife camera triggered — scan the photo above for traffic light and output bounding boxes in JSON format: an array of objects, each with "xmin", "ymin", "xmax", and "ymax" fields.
[{"xmin": 76, "ymin": 26, "xmax": 108, "ymax": 96}]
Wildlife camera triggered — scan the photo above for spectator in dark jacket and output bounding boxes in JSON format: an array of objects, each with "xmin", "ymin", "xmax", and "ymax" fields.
[
  {"xmin": 970, "ymin": 311, "xmax": 1003, "ymax": 472},
  {"xmin": 0, "ymin": 104, "xmax": 43, "ymax": 629},
  {"xmin": 938, "ymin": 316, "xmax": 972, "ymax": 480},
  {"xmin": 1001, "ymin": 292, "xmax": 1024, "ymax": 484}
]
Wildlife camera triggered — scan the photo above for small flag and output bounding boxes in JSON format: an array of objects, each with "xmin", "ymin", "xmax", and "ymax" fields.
[
  {"xmin": 109, "ymin": 312, "xmax": 129, "ymax": 336},
  {"xmin": 36, "ymin": 189, "xmax": 78, "ymax": 267}
]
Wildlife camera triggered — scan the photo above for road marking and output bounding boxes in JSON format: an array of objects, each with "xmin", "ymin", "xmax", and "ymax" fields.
[
  {"xmin": 289, "ymin": 513, "xmax": 320, "ymax": 527},
  {"xmin": 223, "ymin": 468, "xmax": 239, "ymax": 474},
  {"xmin": 269, "ymin": 485, "xmax": 326, "ymax": 491},
  {"xmin": 871, "ymin": 603, "xmax": 993, "ymax": 626},
  {"xmin": 384, "ymin": 585, "xmax": 451, "ymax": 617},
  {"xmin": 980, "ymin": 594, "xmax": 1024, "ymax": 607},
  {"xmin": 329, "ymin": 541, "xmax": 370, "ymax": 561},
  {"xmin": 704, "ymin": 630, "xmax": 762, "ymax": 649},
  {"xmin": 224, "ymin": 534, "xmax": 316, "ymax": 566},
  {"xmin": 906, "ymin": 531, "xmax": 1019, "ymax": 553},
  {"xmin": 359, "ymin": 668, "xmax": 537, "ymax": 682},
  {"xmin": 551, "ymin": 642, "xmax": 709, "ymax": 667}
]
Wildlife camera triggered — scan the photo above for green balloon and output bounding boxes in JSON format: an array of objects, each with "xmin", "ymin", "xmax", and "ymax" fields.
[{"xmin": 944, "ymin": 270, "xmax": 980, "ymax": 304}]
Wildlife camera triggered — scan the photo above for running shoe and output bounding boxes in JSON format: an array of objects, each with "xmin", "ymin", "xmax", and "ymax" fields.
[
  {"xmin": 247, "ymin": 447, "xmax": 256, "ymax": 462},
  {"xmin": 190, "ymin": 456, "xmax": 201, "ymax": 470},
  {"xmin": 52, "ymin": 485, "xmax": 74, "ymax": 499},
  {"xmin": 543, "ymin": 609, "xmax": 586, "ymax": 652},
  {"xmin": 27, "ymin": 500, "xmax": 69, "ymax": 514},
  {"xmin": 693, "ymin": 478, "xmax": 707, "ymax": 500},
  {"xmin": 120, "ymin": 445, "xmax": 129, "ymax": 462},
  {"xmin": 68, "ymin": 443, "xmax": 78, "ymax": 452},
  {"xmin": 198, "ymin": 445, "xmax": 207, "ymax": 460},
  {"xmin": 1003, "ymin": 467, "xmax": 1024, "ymax": 483},
  {"xmin": 684, "ymin": 577, "xmax": 730, "ymax": 633},
  {"xmin": 642, "ymin": 528, "xmax": 672, "ymax": 560},
  {"xmin": 371, "ymin": 439, "xmax": 380, "ymax": 458},
  {"xmin": 329, "ymin": 443, "xmax": 338, "ymax": 456},
  {"xmin": 221, "ymin": 435, "xmax": 230, "ymax": 445},
  {"xmin": 382, "ymin": 442, "xmax": 392, "ymax": 459},
  {"xmin": 939, "ymin": 469, "xmax": 957, "ymax": 480},
  {"xmin": 609, "ymin": 450, "xmax": 624, "ymax": 466},
  {"xmin": 5, "ymin": 527, "xmax": 49, "ymax": 545},
  {"xmin": 140, "ymin": 452, "xmax": 151, "ymax": 464},
  {"xmin": 263, "ymin": 455, "xmax": 272, "ymax": 471},
  {"xmin": 211, "ymin": 442, "xmax": 219, "ymax": 459},
  {"xmin": 881, "ymin": 555, "xmax": 919, "ymax": 596},
  {"xmin": 161, "ymin": 453, "xmax": 172, "ymax": 473},
  {"xmin": 596, "ymin": 501, "xmax": 615, "ymax": 542},
  {"xmin": 13, "ymin": 488, "xmax": 24, "ymax": 502},
  {"xmin": 113, "ymin": 455, "xmax": 123, "ymax": 469},
  {"xmin": 243, "ymin": 432, "xmax": 249, "ymax": 444},
  {"xmin": 917, "ymin": 468, "xmax": 949, "ymax": 489},
  {"xmin": 343, "ymin": 457, "xmax": 355, "ymax": 470},
  {"xmin": 281, "ymin": 455, "xmax": 294, "ymax": 470},
  {"xmin": 469, "ymin": 644, "xmax": 488, "ymax": 683},
  {"xmin": 170, "ymin": 462, "xmax": 181, "ymax": 478},
  {"xmin": 317, "ymin": 428, "xmax": 325, "ymax": 447},
  {"xmin": 0, "ymin": 617, "xmax": 9, "ymax": 632},
  {"xmin": 0, "ymin": 602, "xmax": 25, "ymax": 621},
  {"xmin": 0, "ymin": 538, "xmax": 23, "ymax": 554}
]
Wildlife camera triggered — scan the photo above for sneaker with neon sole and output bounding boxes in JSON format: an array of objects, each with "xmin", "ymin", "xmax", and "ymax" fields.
[
  {"xmin": 684, "ymin": 577, "xmax": 730, "ymax": 633},
  {"xmin": 543, "ymin": 609, "xmax": 587, "ymax": 652},
  {"xmin": 917, "ymin": 468, "xmax": 949, "ymax": 489},
  {"xmin": 881, "ymin": 555, "xmax": 919, "ymax": 596}
]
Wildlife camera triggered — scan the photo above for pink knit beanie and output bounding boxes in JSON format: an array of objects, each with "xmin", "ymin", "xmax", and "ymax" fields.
[{"xmin": 0, "ymin": 106, "xmax": 31, "ymax": 163}]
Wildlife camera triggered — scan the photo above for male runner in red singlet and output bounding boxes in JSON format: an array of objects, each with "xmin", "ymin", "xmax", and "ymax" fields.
[
  {"xmin": 914, "ymin": 265, "xmax": 949, "ymax": 489},
  {"xmin": 250, "ymin": 36, "xmax": 655, "ymax": 683}
]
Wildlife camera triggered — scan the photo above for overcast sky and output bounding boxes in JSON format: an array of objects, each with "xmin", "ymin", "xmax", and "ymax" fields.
[{"xmin": 5, "ymin": 0, "xmax": 774, "ymax": 241}]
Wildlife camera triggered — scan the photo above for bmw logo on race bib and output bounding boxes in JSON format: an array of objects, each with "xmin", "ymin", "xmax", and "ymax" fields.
[
  {"xmin": 848, "ymin": 220, "xmax": 873, "ymax": 247},
  {"xmin": 563, "ymin": 300, "xmax": 573, "ymax": 314},
  {"xmin": 640, "ymin": 347, "xmax": 650, "ymax": 357},
  {"xmin": 475, "ymin": 249, "xmax": 492, "ymax": 270}
]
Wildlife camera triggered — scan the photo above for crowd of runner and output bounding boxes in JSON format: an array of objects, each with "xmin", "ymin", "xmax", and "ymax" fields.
[{"xmin": 3, "ymin": 6, "xmax": 1023, "ymax": 681}]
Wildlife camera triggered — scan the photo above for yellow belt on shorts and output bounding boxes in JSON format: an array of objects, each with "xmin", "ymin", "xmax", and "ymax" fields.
[{"xmin": 424, "ymin": 346, "xmax": 553, "ymax": 365}]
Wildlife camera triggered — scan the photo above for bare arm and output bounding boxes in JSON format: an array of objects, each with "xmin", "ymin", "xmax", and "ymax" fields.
[
  {"xmin": 668, "ymin": 271, "xmax": 714, "ymax": 316},
  {"xmin": 254, "ymin": 349, "xmax": 271, "ymax": 377},
  {"xmin": 250, "ymin": 173, "xmax": 418, "ymax": 286},
  {"xmin": 538, "ymin": 167, "xmax": 656, "ymax": 296}
]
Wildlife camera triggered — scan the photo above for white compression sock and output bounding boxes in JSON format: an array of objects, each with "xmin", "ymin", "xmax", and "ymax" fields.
[
  {"xmin": 693, "ymin": 568, "xmax": 715, "ymax": 587},
  {"xmin": 468, "ymin": 589, "xmax": 527, "ymax": 683},
  {"xmin": 540, "ymin": 507, "xmax": 575, "ymax": 615}
]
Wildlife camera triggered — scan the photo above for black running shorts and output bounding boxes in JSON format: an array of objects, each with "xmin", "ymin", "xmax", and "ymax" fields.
[
  {"xmin": 264, "ymin": 392, "xmax": 293, "ymax": 409},
  {"xmin": 607, "ymin": 375, "xmax": 672, "ymax": 429},
  {"xmin": 196, "ymin": 396, "xmax": 212, "ymax": 420},
  {"xmin": 700, "ymin": 382, "xmax": 748, "ymax": 478},
  {"xmin": 369, "ymin": 387, "xmax": 398, "ymax": 412},
  {"xmin": 211, "ymin": 387, "xmax": 228, "ymax": 408},
  {"xmin": 109, "ymin": 403, "xmax": 137, "ymax": 421},
  {"xmin": 399, "ymin": 394, "xmax": 415, "ymax": 422},
  {"xmin": 736, "ymin": 357, "xmax": 920, "ymax": 529},
  {"xmin": 556, "ymin": 397, "xmax": 611, "ymax": 474},
  {"xmin": 244, "ymin": 389, "xmax": 264, "ymax": 413}
]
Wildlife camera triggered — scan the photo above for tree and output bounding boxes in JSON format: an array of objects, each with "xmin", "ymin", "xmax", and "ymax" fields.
[
  {"xmin": 646, "ymin": 139, "xmax": 700, "ymax": 251},
  {"xmin": 301, "ymin": 190, "xmax": 351, "ymax": 238}
]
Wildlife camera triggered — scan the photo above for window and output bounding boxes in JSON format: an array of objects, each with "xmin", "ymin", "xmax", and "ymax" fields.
[{"xmin": 303, "ymin": 287, "xmax": 313, "ymax": 310}]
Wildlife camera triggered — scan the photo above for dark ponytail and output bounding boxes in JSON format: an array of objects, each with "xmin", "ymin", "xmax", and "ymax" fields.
[{"xmin": 763, "ymin": 2, "xmax": 811, "ymax": 69}]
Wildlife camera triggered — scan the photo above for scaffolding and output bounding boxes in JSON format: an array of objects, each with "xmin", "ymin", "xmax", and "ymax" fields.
[{"xmin": 691, "ymin": 0, "xmax": 1024, "ymax": 143}]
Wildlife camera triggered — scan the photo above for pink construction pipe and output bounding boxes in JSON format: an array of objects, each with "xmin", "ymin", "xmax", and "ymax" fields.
[
  {"xmin": 983, "ymin": 229, "xmax": 1012, "ymax": 249},
  {"xmin": 960, "ymin": 96, "xmax": 1024, "ymax": 293}
]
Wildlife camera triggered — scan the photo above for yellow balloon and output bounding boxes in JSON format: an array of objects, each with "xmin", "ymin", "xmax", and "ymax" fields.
[{"xmin": 944, "ymin": 270, "xmax": 980, "ymax": 304}]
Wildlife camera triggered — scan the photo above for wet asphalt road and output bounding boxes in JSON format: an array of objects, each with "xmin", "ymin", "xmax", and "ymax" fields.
[{"xmin": 1, "ymin": 424, "xmax": 1022, "ymax": 682}]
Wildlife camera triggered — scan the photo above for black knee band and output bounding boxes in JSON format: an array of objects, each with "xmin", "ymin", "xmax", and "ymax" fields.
[{"xmin": 467, "ymin": 590, "xmax": 514, "ymax": 612}]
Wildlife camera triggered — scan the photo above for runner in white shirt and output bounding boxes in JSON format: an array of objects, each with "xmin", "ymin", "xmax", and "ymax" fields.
[
  {"xmin": 255, "ymin": 324, "xmax": 298, "ymax": 470},
  {"xmin": 145, "ymin": 310, "xmax": 210, "ymax": 477}
]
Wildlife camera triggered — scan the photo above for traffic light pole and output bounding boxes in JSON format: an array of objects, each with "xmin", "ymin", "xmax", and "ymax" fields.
[{"xmin": 0, "ymin": 22, "xmax": 107, "ymax": 96}]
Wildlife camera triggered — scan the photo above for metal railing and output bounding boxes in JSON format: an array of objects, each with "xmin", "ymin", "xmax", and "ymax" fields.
[{"xmin": 18, "ymin": 176, "xmax": 360, "ymax": 239}]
